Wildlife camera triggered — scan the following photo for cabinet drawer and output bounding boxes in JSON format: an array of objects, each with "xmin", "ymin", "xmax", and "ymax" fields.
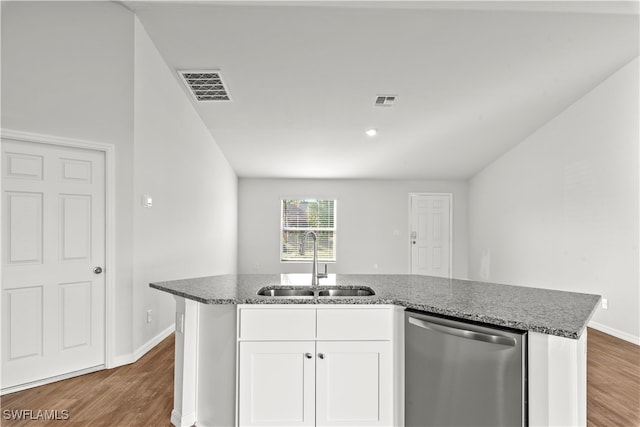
[
  {"xmin": 317, "ymin": 308, "xmax": 392, "ymax": 340},
  {"xmin": 239, "ymin": 308, "xmax": 316, "ymax": 340}
]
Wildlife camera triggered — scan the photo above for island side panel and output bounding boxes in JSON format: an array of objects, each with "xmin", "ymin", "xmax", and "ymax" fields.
[
  {"xmin": 196, "ymin": 304, "xmax": 237, "ymax": 426},
  {"xmin": 392, "ymin": 306, "xmax": 405, "ymax": 427},
  {"xmin": 528, "ymin": 330, "xmax": 587, "ymax": 427},
  {"xmin": 172, "ymin": 297, "xmax": 199, "ymax": 427}
]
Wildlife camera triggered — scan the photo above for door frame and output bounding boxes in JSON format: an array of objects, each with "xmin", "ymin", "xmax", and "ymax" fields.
[
  {"xmin": 408, "ymin": 192, "xmax": 453, "ymax": 277},
  {"xmin": 1, "ymin": 128, "xmax": 116, "ymax": 369}
]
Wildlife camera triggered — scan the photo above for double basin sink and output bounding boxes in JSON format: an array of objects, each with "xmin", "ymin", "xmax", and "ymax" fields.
[{"xmin": 257, "ymin": 286, "xmax": 375, "ymax": 297}]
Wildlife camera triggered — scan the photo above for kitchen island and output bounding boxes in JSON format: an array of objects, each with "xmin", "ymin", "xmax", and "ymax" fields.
[{"xmin": 151, "ymin": 274, "xmax": 600, "ymax": 427}]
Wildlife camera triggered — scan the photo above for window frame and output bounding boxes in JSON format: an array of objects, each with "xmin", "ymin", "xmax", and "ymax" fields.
[{"xmin": 280, "ymin": 198, "xmax": 338, "ymax": 263}]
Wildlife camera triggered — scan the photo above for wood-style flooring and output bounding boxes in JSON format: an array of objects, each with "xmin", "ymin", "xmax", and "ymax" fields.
[
  {"xmin": 587, "ymin": 328, "xmax": 640, "ymax": 427},
  {"xmin": 1, "ymin": 328, "xmax": 638, "ymax": 426},
  {"xmin": 0, "ymin": 335, "xmax": 174, "ymax": 426}
]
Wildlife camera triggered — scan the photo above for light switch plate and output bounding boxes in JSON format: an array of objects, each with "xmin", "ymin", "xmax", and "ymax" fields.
[{"xmin": 142, "ymin": 194, "xmax": 153, "ymax": 207}]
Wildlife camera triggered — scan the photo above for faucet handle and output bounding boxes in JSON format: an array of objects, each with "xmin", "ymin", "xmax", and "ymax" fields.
[{"xmin": 317, "ymin": 263, "xmax": 329, "ymax": 279}]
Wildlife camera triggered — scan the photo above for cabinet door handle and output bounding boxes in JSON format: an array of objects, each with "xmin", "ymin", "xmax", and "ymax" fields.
[
  {"xmin": 305, "ymin": 353, "xmax": 313, "ymax": 359},
  {"xmin": 318, "ymin": 353, "xmax": 325, "ymax": 360}
]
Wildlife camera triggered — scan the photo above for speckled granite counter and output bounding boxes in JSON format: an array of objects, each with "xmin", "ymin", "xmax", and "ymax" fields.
[{"xmin": 150, "ymin": 274, "xmax": 600, "ymax": 339}]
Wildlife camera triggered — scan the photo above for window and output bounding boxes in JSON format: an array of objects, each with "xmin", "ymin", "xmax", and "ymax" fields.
[{"xmin": 281, "ymin": 199, "xmax": 337, "ymax": 262}]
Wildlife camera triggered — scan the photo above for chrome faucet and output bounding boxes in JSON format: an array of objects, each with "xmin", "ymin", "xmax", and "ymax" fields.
[{"xmin": 300, "ymin": 231, "xmax": 328, "ymax": 285}]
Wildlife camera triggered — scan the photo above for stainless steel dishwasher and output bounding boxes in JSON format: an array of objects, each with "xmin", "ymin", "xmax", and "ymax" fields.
[{"xmin": 405, "ymin": 310, "xmax": 527, "ymax": 426}]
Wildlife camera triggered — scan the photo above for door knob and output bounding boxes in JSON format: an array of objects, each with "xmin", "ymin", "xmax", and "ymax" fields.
[
  {"xmin": 318, "ymin": 353, "xmax": 325, "ymax": 360},
  {"xmin": 93, "ymin": 266, "xmax": 103, "ymax": 274},
  {"xmin": 305, "ymin": 353, "xmax": 313, "ymax": 359}
]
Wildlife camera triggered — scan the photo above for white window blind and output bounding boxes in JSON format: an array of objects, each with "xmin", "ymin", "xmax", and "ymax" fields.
[{"xmin": 281, "ymin": 199, "xmax": 337, "ymax": 262}]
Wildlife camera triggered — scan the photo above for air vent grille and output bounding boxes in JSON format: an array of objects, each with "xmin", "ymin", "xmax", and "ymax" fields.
[
  {"xmin": 374, "ymin": 95, "xmax": 397, "ymax": 107},
  {"xmin": 179, "ymin": 71, "xmax": 231, "ymax": 102}
]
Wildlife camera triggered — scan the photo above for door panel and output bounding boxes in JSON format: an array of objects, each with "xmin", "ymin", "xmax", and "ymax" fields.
[
  {"xmin": 6, "ymin": 192, "xmax": 43, "ymax": 265},
  {"xmin": 410, "ymin": 194, "xmax": 451, "ymax": 278},
  {"xmin": 2, "ymin": 139, "xmax": 106, "ymax": 390},
  {"xmin": 6, "ymin": 286, "xmax": 43, "ymax": 360},
  {"xmin": 60, "ymin": 281, "xmax": 92, "ymax": 349},
  {"xmin": 60, "ymin": 194, "xmax": 92, "ymax": 261},
  {"xmin": 61, "ymin": 158, "xmax": 92, "ymax": 182},
  {"xmin": 5, "ymin": 152, "xmax": 43, "ymax": 180}
]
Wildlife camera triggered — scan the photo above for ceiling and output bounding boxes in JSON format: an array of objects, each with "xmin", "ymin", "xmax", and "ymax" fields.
[{"xmin": 127, "ymin": 1, "xmax": 639, "ymax": 180}]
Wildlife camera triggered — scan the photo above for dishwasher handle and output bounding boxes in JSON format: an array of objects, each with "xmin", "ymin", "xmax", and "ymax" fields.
[{"xmin": 408, "ymin": 316, "xmax": 517, "ymax": 347}]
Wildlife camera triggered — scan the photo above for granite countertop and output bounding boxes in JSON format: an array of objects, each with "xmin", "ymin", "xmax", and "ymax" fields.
[{"xmin": 150, "ymin": 274, "xmax": 600, "ymax": 339}]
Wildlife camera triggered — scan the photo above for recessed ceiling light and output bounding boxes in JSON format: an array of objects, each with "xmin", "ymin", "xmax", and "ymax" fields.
[{"xmin": 365, "ymin": 128, "xmax": 378, "ymax": 137}]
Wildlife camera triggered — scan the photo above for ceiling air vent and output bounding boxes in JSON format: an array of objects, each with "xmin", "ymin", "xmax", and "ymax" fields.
[
  {"xmin": 179, "ymin": 70, "xmax": 231, "ymax": 102},
  {"xmin": 374, "ymin": 95, "xmax": 397, "ymax": 107}
]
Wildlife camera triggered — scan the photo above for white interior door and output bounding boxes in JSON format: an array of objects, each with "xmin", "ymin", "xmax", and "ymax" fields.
[
  {"xmin": 2, "ymin": 138, "xmax": 106, "ymax": 390},
  {"xmin": 410, "ymin": 194, "xmax": 452, "ymax": 278}
]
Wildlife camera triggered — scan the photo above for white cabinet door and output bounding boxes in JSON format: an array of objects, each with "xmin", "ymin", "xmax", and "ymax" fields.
[
  {"xmin": 238, "ymin": 341, "xmax": 316, "ymax": 427},
  {"xmin": 316, "ymin": 341, "xmax": 392, "ymax": 427}
]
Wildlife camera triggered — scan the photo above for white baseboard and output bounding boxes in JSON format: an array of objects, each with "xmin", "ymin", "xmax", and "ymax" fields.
[
  {"xmin": 588, "ymin": 321, "xmax": 640, "ymax": 345},
  {"xmin": 134, "ymin": 323, "xmax": 176, "ymax": 361},
  {"xmin": 1, "ymin": 365, "xmax": 104, "ymax": 395},
  {"xmin": 171, "ymin": 409, "xmax": 196, "ymax": 427},
  {"xmin": 112, "ymin": 353, "xmax": 135, "ymax": 367},
  {"xmin": 112, "ymin": 323, "xmax": 176, "ymax": 368}
]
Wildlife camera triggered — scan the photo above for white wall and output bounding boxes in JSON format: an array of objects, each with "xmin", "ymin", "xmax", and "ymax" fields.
[
  {"xmin": 1, "ymin": 2, "xmax": 239, "ymax": 365},
  {"xmin": 133, "ymin": 18, "xmax": 238, "ymax": 352},
  {"xmin": 468, "ymin": 58, "xmax": 639, "ymax": 343},
  {"xmin": 1, "ymin": 1, "xmax": 136, "ymax": 359},
  {"xmin": 239, "ymin": 179, "xmax": 468, "ymax": 278}
]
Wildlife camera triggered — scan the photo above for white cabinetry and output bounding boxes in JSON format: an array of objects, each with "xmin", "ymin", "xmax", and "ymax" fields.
[
  {"xmin": 237, "ymin": 305, "xmax": 394, "ymax": 427},
  {"xmin": 238, "ymin": 341, "xmax": 315, "ymax": 426},
  {"xmin": 316, "ymin": 341, "xmax": 391, "ymax": 427}
]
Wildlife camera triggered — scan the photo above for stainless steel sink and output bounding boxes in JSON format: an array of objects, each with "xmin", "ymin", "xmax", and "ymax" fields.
[
  {"xmin": 318, "ymin": 288, "xmax": 374, "ymax": 297},
  {"xmin": 257, "ymin": 286, "xmax": 374, "ymax": 297},
  {"xmin": 257, "ymin": 288, "xmax": 315, "ymax": 297}
]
